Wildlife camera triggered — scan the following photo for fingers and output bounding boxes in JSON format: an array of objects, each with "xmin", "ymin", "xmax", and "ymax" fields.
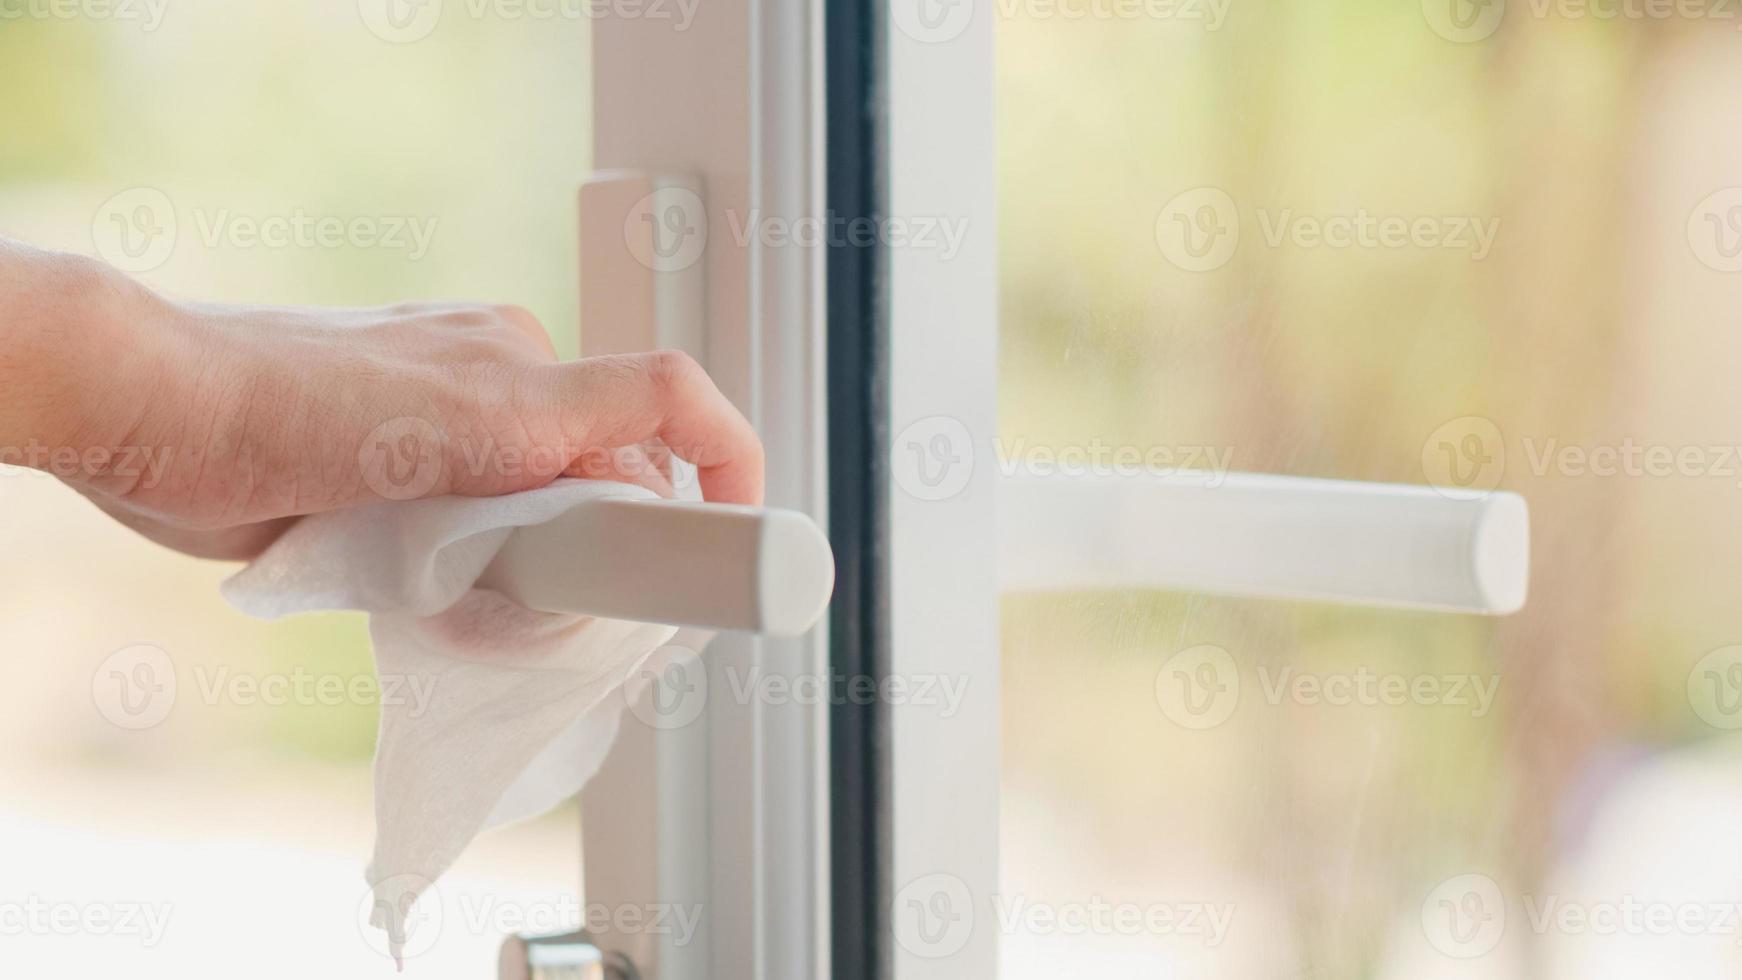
[{"xmin": 538, "ymin": 351, "xmax": 765, "ymax": 506}]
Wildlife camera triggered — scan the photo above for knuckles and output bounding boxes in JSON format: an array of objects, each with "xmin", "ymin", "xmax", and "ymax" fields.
[{"xmin": 639, "ymin": 349, "xmax": 704, "ymax": 394}]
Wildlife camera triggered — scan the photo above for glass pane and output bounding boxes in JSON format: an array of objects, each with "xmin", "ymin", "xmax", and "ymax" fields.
[
  {"xmin": 998, "ymin": 6, "xmax": 1742, "ymax": 978},
  {"xmin": 0, "ymin": 7, "xmax": 591, "ymax": 977}
]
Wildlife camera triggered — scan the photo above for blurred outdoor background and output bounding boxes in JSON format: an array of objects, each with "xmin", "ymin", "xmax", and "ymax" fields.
[
  {"xmin": 998, "ymin": 2, "xmax": 1742, "ymax": 978},
  {"xmin": 6, "ymin": 1, "xmax": 1742, "ymax": 978},
  {"xmin": 0, "ymin": 2, "xmax": 594, "ymax": 976}
]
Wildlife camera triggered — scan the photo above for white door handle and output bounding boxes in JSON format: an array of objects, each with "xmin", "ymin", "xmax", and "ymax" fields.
[
  {"xmin": 489, "ymin": 173, "xmax": 834, "ymax": 638},
  {"xmin": 478, "ymin": 497, "xmax": 836, "ymax": 636},
  {"xmin": 999, "ymin": 470, "xmax": 1530, "ymax": 614}
]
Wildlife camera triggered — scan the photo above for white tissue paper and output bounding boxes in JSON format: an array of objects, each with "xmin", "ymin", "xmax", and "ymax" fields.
[{"xmin": 221, "ymin": 479, "xmax": 695, "ymax": 966}]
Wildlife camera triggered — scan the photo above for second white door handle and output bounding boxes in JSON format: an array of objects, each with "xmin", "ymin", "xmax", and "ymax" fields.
[{"xmin": 999, "ymin": 470, "xmax": 1530, "ymax": 614}]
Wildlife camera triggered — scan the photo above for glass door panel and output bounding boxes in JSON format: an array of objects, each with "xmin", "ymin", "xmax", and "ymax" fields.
[{"xmin": 997, "ymin": 7, "xmax": 1742, "ymax": 978}]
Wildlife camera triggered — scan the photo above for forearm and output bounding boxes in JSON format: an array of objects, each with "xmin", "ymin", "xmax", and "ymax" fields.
[{"xmin": 0, "ymin": 239, "xmax": 161, "ymax": 467}]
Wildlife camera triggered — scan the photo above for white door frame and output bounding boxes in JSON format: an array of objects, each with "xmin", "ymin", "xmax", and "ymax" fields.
[
  {"xmin": 579, "ymin": 2, "xmax": 1005, "ymax": 977},
  {"xmin": 579, "ymin": 2, "xmax": 835, "ymax": 979},
  {"xmin": 882, "ymin": 1, "xmax": 1004, "ymax": 979}
]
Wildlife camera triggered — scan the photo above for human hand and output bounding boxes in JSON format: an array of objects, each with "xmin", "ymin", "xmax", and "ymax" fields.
[{"xmin": 0, "ymin": 245, "xmax": 764, "ymax": 560}]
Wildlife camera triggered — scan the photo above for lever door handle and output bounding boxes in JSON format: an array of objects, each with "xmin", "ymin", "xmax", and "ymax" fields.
[
  {"xmin": 999, "ymin": 470, "xmax": 1530, "ymax": 614},
  {"xmin": 478, "ymin": 497, "xmax": 836, "ymax": 637}
]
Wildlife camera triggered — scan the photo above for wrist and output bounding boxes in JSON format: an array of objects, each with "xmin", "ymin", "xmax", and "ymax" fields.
[{"xmin": 0, "ymin": 248, "xmax": 167, "ymax": 476}]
